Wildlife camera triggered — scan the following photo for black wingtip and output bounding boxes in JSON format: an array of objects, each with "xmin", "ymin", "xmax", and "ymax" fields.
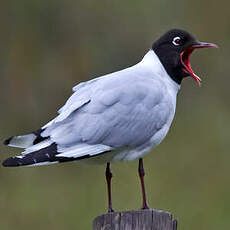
[
  {"xmin": 2, "ymin": 157, "xmax": 21, "ymax": 167},
  {"xmin": 33, "ymin": 128, "xmax": 48, "ymax": 145},
  {"xmin": 3, "ymin": 136, "xmax": 13, "ymax": 146}
]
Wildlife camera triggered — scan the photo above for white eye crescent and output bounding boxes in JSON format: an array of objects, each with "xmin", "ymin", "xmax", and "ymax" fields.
[{"xmin": 172, "ymin": 36, "xmax": 181, "ymax": 46}]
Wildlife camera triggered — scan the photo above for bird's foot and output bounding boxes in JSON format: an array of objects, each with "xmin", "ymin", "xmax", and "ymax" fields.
[
  {"xmin": 141, "ymin": 202, "xmax": 150, "ymax": 210},
  {"xmin": 108, "ymin": 207, "xmax": 114, "ymax": 213}
]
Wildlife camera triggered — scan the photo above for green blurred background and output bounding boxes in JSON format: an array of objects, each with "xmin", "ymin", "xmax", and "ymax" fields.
[{"xmin": 0, "ymin": 0, "xmax": 229, "ymax": 229}]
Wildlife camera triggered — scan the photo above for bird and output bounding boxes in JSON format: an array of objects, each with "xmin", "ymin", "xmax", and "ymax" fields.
[{"xmin": 2, "ymin": 29, "xmax": 217, "ymax": 212}]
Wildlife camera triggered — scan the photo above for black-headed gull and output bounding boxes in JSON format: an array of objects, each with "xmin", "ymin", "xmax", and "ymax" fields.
[{"xmin": 3, "ymin": 29, "xmax": 217, "ymax": 212}]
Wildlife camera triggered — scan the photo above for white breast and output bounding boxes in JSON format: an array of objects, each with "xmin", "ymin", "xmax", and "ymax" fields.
[
  {"xmin": 111, "ymin": 99, "xmax": 176, "ymax": 162},
  {"xmin": 111, "ymin": 51, "xmax": 180, "ymax": 162}
]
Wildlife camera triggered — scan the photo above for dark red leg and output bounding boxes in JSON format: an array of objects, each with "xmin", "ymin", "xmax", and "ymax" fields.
[
  {"xmin": 106, "ymin": 162, "xmax": 114, "ymax": 213},
  {"xmin": 138, "ymin": 158, "xmax": 149, "ymax": 209}
]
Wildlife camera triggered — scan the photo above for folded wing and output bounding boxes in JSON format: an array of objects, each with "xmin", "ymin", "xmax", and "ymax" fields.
[{"xmin": 3, "ymin": 66, "xmax": 171, "ymax": 166}]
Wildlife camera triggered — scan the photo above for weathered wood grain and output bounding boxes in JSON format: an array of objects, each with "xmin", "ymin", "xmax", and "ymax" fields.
[{"xmin": 93, "ymin": 209, "xmax": 177, "ymax": 230}]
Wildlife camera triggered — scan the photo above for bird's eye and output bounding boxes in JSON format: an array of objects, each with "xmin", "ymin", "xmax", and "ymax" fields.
[{"xmin": 172, "ymin": 36, "xmax": 182, "ymax": 46}]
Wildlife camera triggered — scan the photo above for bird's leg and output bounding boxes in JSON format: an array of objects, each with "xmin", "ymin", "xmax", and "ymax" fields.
[
  {"xmin": 138, "ymin": 158, "xmax": 149, "ymax": 209},
  {"xmin": 106, "ymin": 162, "xmax": 114, "ymax": 213}
]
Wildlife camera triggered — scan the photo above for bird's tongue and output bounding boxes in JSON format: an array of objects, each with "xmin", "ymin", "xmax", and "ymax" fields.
[
  {"xmin": 180, "ymin": 47, "xmax": 201, "ymax": 86},
  {"xmin": 180, "ymin": 42, "xmax": 218, "ymax": 86}
]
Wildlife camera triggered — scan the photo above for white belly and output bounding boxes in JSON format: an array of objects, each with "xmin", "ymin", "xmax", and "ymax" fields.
[{"xmin": 112, "ymin": 123, "xmax": 170, "ymax": 162}]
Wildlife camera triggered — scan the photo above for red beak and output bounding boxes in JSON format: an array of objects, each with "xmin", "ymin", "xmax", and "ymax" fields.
[{"xmin": 180, "ymin": 42, "xmax": 218, "ymax": 86}]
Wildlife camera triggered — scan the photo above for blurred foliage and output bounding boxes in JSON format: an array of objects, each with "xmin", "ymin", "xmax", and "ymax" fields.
[{"xmin": 0, "ymin": 0, "xmax": 229, "ymax": 229}]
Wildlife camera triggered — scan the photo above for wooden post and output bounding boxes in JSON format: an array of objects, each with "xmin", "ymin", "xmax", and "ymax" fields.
[{"xmin": 93, "ymin": 209, "xmax": 177, "ymax": 230}]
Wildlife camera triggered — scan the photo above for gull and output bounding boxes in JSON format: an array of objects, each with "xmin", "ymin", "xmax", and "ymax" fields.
[{"xmin": 2, "ymin": 29, "xmax": 217, "ymax": 212}]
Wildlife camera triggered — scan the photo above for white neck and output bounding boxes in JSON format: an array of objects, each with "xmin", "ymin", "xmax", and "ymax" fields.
[{"xmin": 138, "ymin": 50, "xmax": 181, "ymax": 93}]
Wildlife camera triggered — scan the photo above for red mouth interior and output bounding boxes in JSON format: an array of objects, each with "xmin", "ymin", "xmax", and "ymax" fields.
[{"xmin": 180, "ymin": 47, "xmax": 201, "ymax": 86}]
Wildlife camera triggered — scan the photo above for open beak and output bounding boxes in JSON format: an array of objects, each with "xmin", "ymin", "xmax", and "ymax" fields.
[{"xmin": 180, "ymin": 42, "xmax": 218, "ymax": 86}]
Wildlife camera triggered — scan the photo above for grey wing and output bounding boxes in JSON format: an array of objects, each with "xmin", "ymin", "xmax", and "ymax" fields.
[
  {"xmin": 42, "ymin": 75, "xmax": 171, "ymax": 159},
  {"xmin": 2, "ymin": 67, "xmax": 173, "ymax": 167}
]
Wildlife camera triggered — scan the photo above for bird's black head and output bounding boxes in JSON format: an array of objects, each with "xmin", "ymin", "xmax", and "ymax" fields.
[{"xmin": 152, "ymin": 29, "xmax": 218, "ymax": 85}]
